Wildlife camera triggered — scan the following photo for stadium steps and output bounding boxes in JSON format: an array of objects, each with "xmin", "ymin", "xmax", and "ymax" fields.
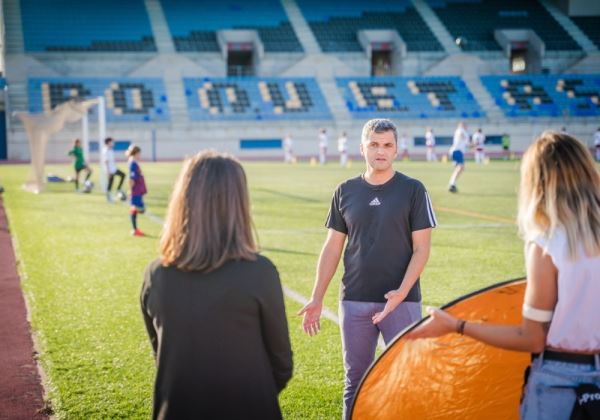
[
  {"xmin": 162, "ymin": 77, "xmax": 188, "ymax": 127},
  {"xmin": 538, "ymin": 0, "xmax": 598, "ymax": 53},
  {"xmin": 280, "ymin": 0, "xmax": 321, "ymax": 54},
  {"xmin": 144, "ymin": 0, "xmax": 176, "ymax": 53},
  {"xmin": 462, "ymin": 73, "xmax": 503, "ymax": 120},
  {"xmin": 3, "ymin": 0, "xmax": 25, "ymax": 53},
  {"xmin": 317, "ymin": 77, "xmax": 350, "ymax": 123},
  {"xmin": 411, "ymin": 0, "xmax": 460, "ymax": 54}
]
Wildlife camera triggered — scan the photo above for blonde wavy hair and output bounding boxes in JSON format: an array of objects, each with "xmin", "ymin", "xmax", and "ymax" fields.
[
  {"xmin": 160, "ymin": 150, "xmax": 257, "ymax": 271},
  {"xmin": 518, "ymin": 131, "xmax": 600, "ymax": 259}
]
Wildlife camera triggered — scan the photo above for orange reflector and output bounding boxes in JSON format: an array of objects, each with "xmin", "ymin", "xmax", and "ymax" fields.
[{"xmin": 352, "ymin": 278, "xmax": 528, "ymax": 420}]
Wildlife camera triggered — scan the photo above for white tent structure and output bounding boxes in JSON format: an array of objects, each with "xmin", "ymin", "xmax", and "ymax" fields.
[{"xmin": 15, "ymin": 97, "xmax": 106, "ymax": 193}]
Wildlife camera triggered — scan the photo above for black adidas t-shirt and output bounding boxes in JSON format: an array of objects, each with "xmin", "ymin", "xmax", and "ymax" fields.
[{"xmin": 326, "ymin": 172, "xmax": 436, "ymax": 302}]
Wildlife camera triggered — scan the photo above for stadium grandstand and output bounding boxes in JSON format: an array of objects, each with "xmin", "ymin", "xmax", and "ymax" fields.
[{"xmin": 0, "ymin": 0, "xmax": 599, "ymax": 161}]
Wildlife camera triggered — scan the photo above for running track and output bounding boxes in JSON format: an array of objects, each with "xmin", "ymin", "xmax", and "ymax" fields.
[{"xmin": 0, "ymin": 196, "xmax": 48, "ymax": 419}]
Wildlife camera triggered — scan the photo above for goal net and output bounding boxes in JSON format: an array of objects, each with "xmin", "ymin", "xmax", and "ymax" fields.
[{"xmin": 15, "ymin": 97, "xmax": 106, "ymax": 193}]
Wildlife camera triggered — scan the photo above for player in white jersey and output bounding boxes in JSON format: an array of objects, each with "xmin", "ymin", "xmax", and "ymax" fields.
[
  {"xmin": 102, "ymin": 137, "xmax": 126, "ymax": 202},
  {"xmin": 283, "ymin": 134, "xmax": 294, "ymax": 164},
  {"xmin": 447, "ymin": 122, "xmax": 469, "ymax": 193},
  {"xmin": 425, "ymin": 128, "xmax": 437, "ymax": 162},
  {"xmin": 399, "ymin": 133, "xmax": 410, "ymax": 160},
  {"xmin": 472, "ymin": 128, "xmax": 486, "ymax": 164},
  {"xmin": 318, "ymin": 128, "xmax": 328, "ymax": 165},
  {"xmin": 338, "ymin": 131, "xmax": 348, "ymax": 167}
]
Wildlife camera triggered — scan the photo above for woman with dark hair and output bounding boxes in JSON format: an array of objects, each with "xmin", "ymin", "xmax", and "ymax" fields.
[
  {"xmin": 410, "ymin": 132, "xmax": 600, "ymax": 419},
  {"xmin": 141, "ymin": 150, "xmax": 293, "ymax": 420}
]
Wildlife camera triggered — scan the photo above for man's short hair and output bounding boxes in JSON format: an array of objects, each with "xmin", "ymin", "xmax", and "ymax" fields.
[
  {"xmin": 361, "ymin": 119, "xmax": 398, "ymax": 143},
  {"xmin": 104, "ymin": 137, "xmax": 113, "ymax": 145}
]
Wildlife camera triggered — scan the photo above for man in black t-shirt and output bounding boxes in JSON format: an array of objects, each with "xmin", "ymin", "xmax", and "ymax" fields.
[{"xmin": 299, "ymin": 119, "xmax": 437, "ymax": 419}]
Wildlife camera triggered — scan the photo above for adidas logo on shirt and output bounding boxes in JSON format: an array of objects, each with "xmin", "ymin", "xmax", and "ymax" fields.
[{"xmin": 369, "ymin": 197, "xmax": 381, "ymax": 206}]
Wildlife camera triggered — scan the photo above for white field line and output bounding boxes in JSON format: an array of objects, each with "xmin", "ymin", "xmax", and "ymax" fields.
[
  {"xmin": 284, "ymin": 286, "xmax": 384, "ymax": 349},
  {"xmin": 143, "ymin": 210, "xmax": 165, "ymax": 226},
  {"xmin": 143, "ymin": 210, "xmax": 384, "ymax": 349},
  {"xmin": 434, "ymin": 206, "xmax": 515, "ymax": 225},
  {"xmin": 282, "ymin": 286, "xmax": 339, "ymax": 324},
  {"xmin": 438, "ymin": 223, "xmax": 513, "ymax": 229}
]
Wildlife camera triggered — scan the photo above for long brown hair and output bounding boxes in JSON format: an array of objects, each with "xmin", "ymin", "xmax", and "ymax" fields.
[
  {"xmin": 518, "ymin": 131, "xmax": 600, "ymax": 258},
  {"xmin": 160, "ymin": 150, "xmax": 258, "ymax": 271}
]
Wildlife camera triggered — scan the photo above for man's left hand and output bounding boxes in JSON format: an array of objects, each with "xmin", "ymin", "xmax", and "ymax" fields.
[{"xmin": 372, "ymin": 289, "xmax": 405, "ymax": 324}]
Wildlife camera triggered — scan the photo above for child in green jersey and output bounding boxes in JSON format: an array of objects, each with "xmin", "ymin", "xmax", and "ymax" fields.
[{"xmin": 68, "ymin": 139, "xmax": 92, "ymax": 191}]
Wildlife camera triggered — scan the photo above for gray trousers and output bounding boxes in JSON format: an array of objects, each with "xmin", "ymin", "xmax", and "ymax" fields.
[{"xmin": 339, "ymin": 300, "xmax": 421, "ymax": 420}]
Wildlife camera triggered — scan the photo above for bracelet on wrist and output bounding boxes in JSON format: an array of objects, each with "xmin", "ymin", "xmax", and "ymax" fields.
[{"xmin": 456, "ymin": 319, "xmax": 466, "ymax": 335}]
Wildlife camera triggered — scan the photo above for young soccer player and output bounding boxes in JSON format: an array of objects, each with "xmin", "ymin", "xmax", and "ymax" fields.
[
  {"xmin": 425, "ymin": 127, "xmax": 437, "ymax": 162},
  {"xmin": 448, "ymin": 122, "xmax": 469, "ymax": 192},
  {"xmin": 338, "ymin": 131, "xmax": 348, "ymax": 167},
  {"xmin": 67, "ymin": 139, "xmax": 92, "ymax": 191},
  {"xmin": 126, "ymin": 144, "xmax": 147, "ymax": 237},
  {"xmin": 102, "ymin": 137, "xmax": 126, "ymax": 202},
  {"xmin": 399, "ymin": 133, "xmax": 410, "ymax": 161},
  {"xmin": 283, "ymin": 133, "xmax": 295, "ymax": 164},
  {"xmin": 472, "ymin": 128, "xmax": 486, "ymax": 164},
  {"xmin": 318, "ymin": 128, "xmax": 328, "ymax": 165}
]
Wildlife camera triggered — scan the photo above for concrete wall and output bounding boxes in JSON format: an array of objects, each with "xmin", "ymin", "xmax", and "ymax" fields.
[
  {"xmin": 3, "ymin": 48, "xmax": 599, "ymax": 161},
  {"xmin": 7, "ymin": 114, "xmax": 599, "ymax": 162}
]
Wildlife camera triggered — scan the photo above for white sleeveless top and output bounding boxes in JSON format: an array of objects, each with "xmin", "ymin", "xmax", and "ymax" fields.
[{"xmin": 533, "ymin": 229, "xmax": 600, "ymax": 352}]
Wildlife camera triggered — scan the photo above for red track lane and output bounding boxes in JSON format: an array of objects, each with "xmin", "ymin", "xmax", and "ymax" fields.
[{"xmin": 0, "ymin": 196, "xmax": 48, "ymax": 419}]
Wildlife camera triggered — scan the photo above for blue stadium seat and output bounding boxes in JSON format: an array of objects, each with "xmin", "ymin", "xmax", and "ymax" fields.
[
  {"xmin": 337, "ymin": 77, "xmax": 484, "ymax": 119},
  {"xmin": 20, "ymin": 0, "xmax": 156, "ymax": 52},
  {"xmin": 184, "ymin": 77, "xmax": 331, "ymax": 120},
  {"xmin": 160, "ymin": 0, "xmax": 303, "ymax": 52},
  {"xmin": 296, "ymin": 0, "xmax": 442, "ymax": 52},
  {"xmin": 481, "ymin": 75, "xmax": 600, "ymax": 117},
  {"xmin": 28, "ymin": 78, "xmax": 170, "ymax": 122},
  {"xmin": 428, "ymin": 0, "xmax": 580, "ymax": 51}
]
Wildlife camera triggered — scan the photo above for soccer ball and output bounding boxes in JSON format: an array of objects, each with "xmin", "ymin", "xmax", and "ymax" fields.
[
  {"xmin": 83, "ymin": 180, "xmax": 94, "ymax": 193},
  {"xmin": 117, "ymin": 190, "xmax": 127, "ymax": 201}
]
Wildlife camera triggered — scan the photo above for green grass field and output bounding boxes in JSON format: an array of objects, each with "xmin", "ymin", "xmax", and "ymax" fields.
[{"xmin": 0, "ymin": 159, "xmax": 526, "ymax": 419}]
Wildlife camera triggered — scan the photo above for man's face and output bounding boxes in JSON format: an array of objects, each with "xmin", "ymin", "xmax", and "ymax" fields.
[{"xmin": 360, "ymin": 130, "xmax": 397, "ymax": 172}]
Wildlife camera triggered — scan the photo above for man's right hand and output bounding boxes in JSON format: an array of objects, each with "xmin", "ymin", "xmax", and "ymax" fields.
[{"xmin": 297, "ymin": 300, "xmax": 323, "ymax": 336}]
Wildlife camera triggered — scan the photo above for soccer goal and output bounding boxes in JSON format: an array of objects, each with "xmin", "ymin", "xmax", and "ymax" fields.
[{"xmin": 16, "ymin": 97, "xmax": 106, "ymax": 193}]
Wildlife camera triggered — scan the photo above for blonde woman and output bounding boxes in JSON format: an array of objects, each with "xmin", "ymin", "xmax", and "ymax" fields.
[
  {"xmin": 410, "ymin": 132, "xmax": 600, "ymax": 419},
  {"xmin": 141, "ymin": 151, "xmax": 293, "ymax": 420}
]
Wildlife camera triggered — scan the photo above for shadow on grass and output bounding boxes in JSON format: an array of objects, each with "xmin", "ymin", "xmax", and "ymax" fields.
[
  {"xmin": 261, "ymin": 246, "xmax": 317, "ymax": 257},
  {"xmin": 137, "ymin": 233, "xmax": 159, "ymax": 239},
  {"xmin": 255, "ymin": 188, "xmax": 323, "ymax": 204}
]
